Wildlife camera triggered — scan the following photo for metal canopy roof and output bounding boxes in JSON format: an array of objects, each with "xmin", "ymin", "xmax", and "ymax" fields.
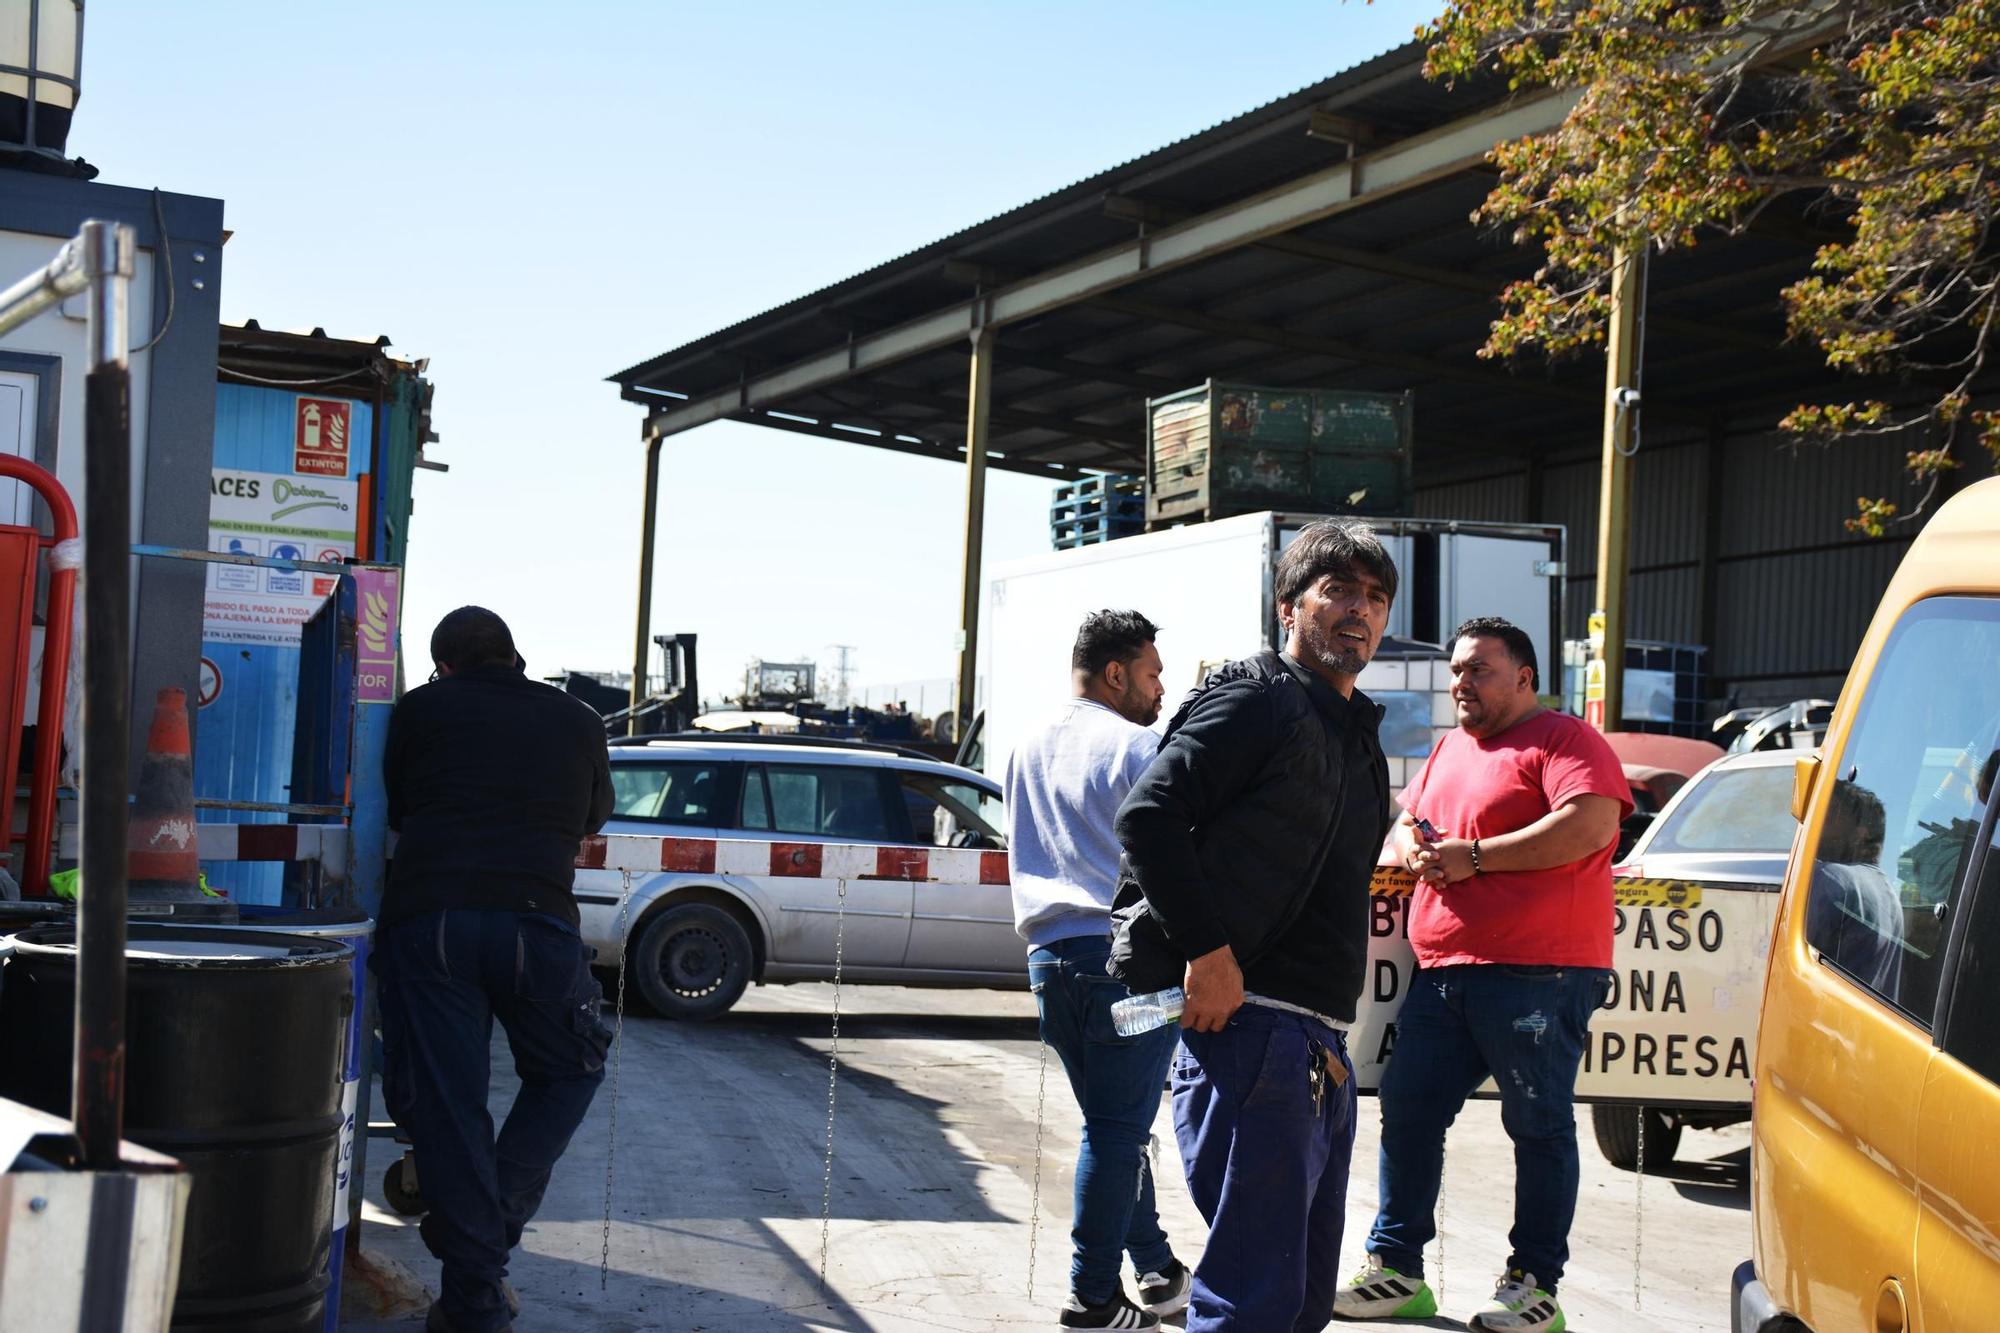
[{"xmin": 610, "ymin": 42, "xmax": 1906, "ymax": 483}]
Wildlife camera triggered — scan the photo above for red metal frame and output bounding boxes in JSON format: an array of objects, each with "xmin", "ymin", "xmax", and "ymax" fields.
[{"xmin": 0, "ymin": 454, "xmax": 78, "ymax": 895}]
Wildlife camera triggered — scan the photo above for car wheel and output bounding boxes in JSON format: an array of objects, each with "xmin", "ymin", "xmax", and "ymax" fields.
[
  {"xmin": 1591, "ymin": 1103, "xmax": 1682, "ymax": 1172},
  {"xmin": 631, "ymin": 902, "xmax": 753, "ymax": 1020}
]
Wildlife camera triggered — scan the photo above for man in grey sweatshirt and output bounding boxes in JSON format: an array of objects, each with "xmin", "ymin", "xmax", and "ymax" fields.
[{"xmin": 1005, "ymin": 609, "xmax": 1189, "ymax": 1332}]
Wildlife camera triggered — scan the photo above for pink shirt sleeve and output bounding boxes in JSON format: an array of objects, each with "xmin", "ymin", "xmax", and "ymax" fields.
[{"xmin": 1540, "ymin": 717, "xmax": 1634, "ymax": 819}]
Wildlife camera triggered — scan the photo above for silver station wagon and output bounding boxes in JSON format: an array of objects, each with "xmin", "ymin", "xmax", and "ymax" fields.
[{"xmin": 575, "ymin": 737, "xmax": 1017, "ymax": 1018}]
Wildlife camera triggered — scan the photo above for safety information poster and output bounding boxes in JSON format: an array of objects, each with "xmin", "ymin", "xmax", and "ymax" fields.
[{"xmin": 203, "ymin": 468, "xmax": 357, "ymax": 646}]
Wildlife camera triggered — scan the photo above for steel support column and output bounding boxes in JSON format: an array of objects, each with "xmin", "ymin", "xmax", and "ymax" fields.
[
  {"xmin": 629, "ymin": 433, "xmax": 663, "ymax": 734},
  {"xmin": 77, "ymin": 221, "xmax": 137, "ymax": 1170},
  {"xmin": 1592, "ymin": 243, "xmax": 1646, "ymax": 732},
  {"xmin": 954, "ymin": 328, "xmax": 995, "ymax": 733}
]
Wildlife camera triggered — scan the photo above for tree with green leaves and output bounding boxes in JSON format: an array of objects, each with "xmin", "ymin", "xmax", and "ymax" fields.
[{"xmin": 1423, "ymin": 0, "xmax": 1999, "ymax": 533}]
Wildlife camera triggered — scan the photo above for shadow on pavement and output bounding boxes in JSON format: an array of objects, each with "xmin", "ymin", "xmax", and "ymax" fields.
[
  {"xmin": 1664, "ymin": 1146, "xmax": 1750, "ymax": 1208},
  {"xmin": 644, "ymin": 1002, "xmax": 1040, "ymax": 1044},
  {"xmin": 352, "ymin": 996, "xmax": 1053, "ymax": 1327},
  {"xmin": 348, "ymin": 1236, "xmax": 878, "ymax": 1332},
  {"xmin": 514, "ymin": 1005, "xmax": 1024, "ymax": 1228}
]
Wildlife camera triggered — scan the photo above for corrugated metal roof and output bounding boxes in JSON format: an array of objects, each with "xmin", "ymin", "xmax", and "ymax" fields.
[
  {"xmin": 609, "ymin": 41, "xmax": 1438, "ymax": 385},
  {"xmin": 602, "ymin": 18, "xmax": 1992, "ymax": 536},
  {"xmin": 217, "ymin": 321, "xmax": 415, "ymax": 387}
]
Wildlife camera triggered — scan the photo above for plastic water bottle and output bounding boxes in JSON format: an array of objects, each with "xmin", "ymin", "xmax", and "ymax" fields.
[{"xmin": 1111, "ymin": 986, "xmax": 1185, "ymax": 1036}]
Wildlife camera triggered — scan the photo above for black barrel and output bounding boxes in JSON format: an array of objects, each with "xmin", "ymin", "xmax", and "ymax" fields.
[{"xmin": 0, "ymin": 924, "xmax": 353, "ymax": 1331}]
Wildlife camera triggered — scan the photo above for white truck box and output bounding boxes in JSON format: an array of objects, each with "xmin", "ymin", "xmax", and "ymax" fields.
[{"xmin": 979, "ymin": 511, "xmax": 1565, "ymax": 791}]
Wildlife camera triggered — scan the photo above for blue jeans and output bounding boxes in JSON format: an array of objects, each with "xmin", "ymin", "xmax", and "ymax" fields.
[
  {"xmin": 1173, "ymin": 1004, "xmax": 1357, "ymax": 1333},
  {"xmin": 376, "ymin": 910, "xmax": 610, "ymax": 1333},
  {"xmin": 1029, "ymin": 935, "xmax": 1179, "ymax": 1305},
  {"xmin": 1366, "ymin": 963, "xmax": 1612, "ymax": 1294}
]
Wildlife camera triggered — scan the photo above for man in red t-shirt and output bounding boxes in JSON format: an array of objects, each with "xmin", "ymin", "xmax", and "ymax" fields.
[{"xmin": 1334, "ymin": 617, "xmax": 1628, "ymax": 1333}]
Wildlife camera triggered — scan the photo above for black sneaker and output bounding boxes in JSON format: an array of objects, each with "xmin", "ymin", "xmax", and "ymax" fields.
[
  {"xmin": 1058, "ymin": 1289, "xmax": 1162, "ymax": 1330},
  {"xmin": 425, "ymin": 1303, "xmax": 511, "ymax": 1333},
  {"xmin": 1136, "ymin": 1259, "xmax": 1191, "ymax": 1316}
]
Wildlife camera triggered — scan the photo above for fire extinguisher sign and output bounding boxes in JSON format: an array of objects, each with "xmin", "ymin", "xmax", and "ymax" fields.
[{"xmin": 294, "ymin": 397, "xmax": 352, "ymax": 477}]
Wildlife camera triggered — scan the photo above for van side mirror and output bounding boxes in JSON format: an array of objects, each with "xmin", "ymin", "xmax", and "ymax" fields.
[{"xmin": 1791, "ymin": 754, "xmax": 1822, "ymax": 823}]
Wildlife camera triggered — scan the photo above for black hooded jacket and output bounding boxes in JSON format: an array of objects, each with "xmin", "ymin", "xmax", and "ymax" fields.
[
  {"xmin": 1108, "ymin": 649, "xmax": 1391, "ymax": 1021},
  {"xmin": 383, "ymin": 663, "xmax": 613, "ymax": 929}
]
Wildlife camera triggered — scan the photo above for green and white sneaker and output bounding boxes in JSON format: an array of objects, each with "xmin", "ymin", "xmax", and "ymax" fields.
[
  {"xmin": 1467, "ymin": 1269, "xmax": 1565, "ymax": 1332},
  {"xmin": 1332, "ymin": 1252, "xmax": 1438, "ymax": 1319}
]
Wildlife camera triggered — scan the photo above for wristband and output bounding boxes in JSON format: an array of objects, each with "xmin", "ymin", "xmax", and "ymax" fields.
[{"xmin": 1471, "ymin": 837, "xmax": 1482, "ymax": 875}]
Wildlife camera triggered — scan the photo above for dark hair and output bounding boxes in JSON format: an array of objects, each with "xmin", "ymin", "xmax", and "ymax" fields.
[
  {"xmin": 1071, "ymin": 609, "xmax": 1160, "ymax": 676},
  {"xmin": 1450, "ymin": 615, "xmax": 1539, "ymax": 691},
  {"xmin": 431, "ymin": 606, "xmax": 517, "ymax": 673},
  {"xmin": 1275, "ymin": 518, "xmax": 1398, "ymax": 607},
  {"xmin": 1824, "ymin": 780, "xmax": 1888, "ymax": 863}
]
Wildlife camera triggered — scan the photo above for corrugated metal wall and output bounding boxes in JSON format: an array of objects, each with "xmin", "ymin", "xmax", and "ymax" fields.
[
  {"xmin": 1411, "ymin": 471, "xmax": 1529, "ymax": 523},
  {"xmin": 1412, "ymin": 410, "xmax": 1997, "ymax": 712},
  {"xmin": 196, "ymin": 383, "xmax": 374, "ymax": 903}
]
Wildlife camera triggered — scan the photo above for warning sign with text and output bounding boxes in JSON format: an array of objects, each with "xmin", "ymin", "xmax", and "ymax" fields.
[
  {"xmin": 1350, "ymin": 867, "xmax": 1776, "ymax": 1104},
  {"xmin": 203, "ymin": 468, "xmax": 357, "ymax": 647},
  {"xmin": 294, "ymin": 397, "xmax": 353, "ymax": 477}
]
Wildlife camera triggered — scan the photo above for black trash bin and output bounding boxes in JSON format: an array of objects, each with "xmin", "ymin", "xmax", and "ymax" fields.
[{"xmin": 0, "ymin": 924, "xmax": 353, "ymax": 1331}]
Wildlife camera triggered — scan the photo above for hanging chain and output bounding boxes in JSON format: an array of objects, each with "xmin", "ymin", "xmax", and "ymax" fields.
[
  {"xmin": 1436, "ymin": 1136, "xmax": 1446, "ymax": 1303},
  {"xmin": 1026, "ymin": 1037, "xmax": 1050, "ymax": 1299},
  {"xmin": 600, "ymin": 872, "xmax": 633, "ymax": 1291},
  {"xmin": 818, "ymin": 874, "xmax": 850, "ymax": 1291},
  {"xmin": 1633, "ymin": 1105, "xmax": 1645, "ymax": 1312}
]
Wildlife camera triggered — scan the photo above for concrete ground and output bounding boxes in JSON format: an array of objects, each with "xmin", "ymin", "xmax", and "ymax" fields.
[{"xmin": 344, "ymin": 983, "xmax": 1750, "ymax": 1332}]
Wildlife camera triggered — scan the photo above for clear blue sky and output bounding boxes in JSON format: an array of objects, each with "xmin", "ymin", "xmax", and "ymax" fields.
[{"xmin": 80, "ymin": 0, "xmax": 1439, "ymax": 706}]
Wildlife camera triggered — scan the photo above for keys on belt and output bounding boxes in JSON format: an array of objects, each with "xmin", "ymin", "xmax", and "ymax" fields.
[{"xmin": 1306, "ymin": 1035, "xmax": 1350, "ymax": 1118}]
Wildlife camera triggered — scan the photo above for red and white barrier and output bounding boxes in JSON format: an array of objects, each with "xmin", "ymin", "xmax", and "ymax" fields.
[
  {"xmin": 132, "ymin": 826, "xmax": 1009, "ymax": 884},
  {"xmin": 575, "ymin": 834, "xmax": 1010, "ymax": 885},
  {"xmin": 66, "ymin": 825, "xmax": 1015, "ymax": 886},
  {"xmin": 60, "ymin": 821, "xmax": 348, "ymax": 865},
  {"xmin": 194, "ymin": 823, "xmax": 346, "ymax": 863}
]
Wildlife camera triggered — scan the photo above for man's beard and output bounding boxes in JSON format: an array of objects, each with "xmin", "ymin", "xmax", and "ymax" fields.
[
  {"xmin": 1119, "ymin": 682, "xmax": 1162, "ymax": 726},
  {"xmin": 1300, "ymin": 616, "xmax": 1369, "ymax": 675}
]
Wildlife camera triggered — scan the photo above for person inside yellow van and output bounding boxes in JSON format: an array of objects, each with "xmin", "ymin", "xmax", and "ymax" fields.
[{"xmin": 1805, "ymin": 781, "xmax": 1904, "ymax": 996}]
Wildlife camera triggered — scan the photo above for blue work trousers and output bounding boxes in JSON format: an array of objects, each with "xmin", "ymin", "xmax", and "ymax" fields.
[
  {"xmin": 1029, "ymin": 935, "xmax": 1179, "ymax": 1305},
  {"xmin": 1173, "ymin": 1003, "xmax": 1357, "ymax": 1333},
  {"xmin": 1365, "ymin": 963, "xmax": 1611, "ymax": 1294},
  {"xmin": 375, "ymin": 909, "xmax": 610, "ymax": 1333}
]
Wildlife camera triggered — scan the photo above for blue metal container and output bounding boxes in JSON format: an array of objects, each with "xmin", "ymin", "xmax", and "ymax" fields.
[{"xmin": 196, "ymin": 384, "xmax": 374, "ymax": 905}]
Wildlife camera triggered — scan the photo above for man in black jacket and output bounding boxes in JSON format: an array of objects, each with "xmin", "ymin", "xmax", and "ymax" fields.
[
  {"xmin": 378, "ymin": 607, "xmax": 614, "ymax": 1333},
  {"xmin": 1111, "ymin": 519, "xmax": 1395, "ymax": 1333}
]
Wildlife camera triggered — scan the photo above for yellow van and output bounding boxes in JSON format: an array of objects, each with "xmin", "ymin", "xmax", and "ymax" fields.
[{"xmin": 1734, "ymin": 476, "xmax": 2000, "ymax": 1333}]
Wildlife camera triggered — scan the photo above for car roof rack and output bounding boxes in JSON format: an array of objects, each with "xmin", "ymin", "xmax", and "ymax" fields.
[{"xmin": 607, "ymin": 730, "xmax": 953, "ymax": 768}]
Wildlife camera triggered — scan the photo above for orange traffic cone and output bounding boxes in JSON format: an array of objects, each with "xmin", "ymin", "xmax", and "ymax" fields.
[{"xmin": 127, "ymin": 686, "xmax": 211, "ymax": 912}]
